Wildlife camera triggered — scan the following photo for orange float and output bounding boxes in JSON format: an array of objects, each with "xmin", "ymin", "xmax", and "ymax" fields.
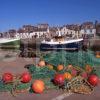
[
  {"xmin": 63, "ymin": 72, "xmax": 72, "ymax": 80},
  {"xmin": 2, "ymin": 72, "xmax": 13, "ymax": 83},
  {"xmin": 38, "ymin": 60, "xmax": 46, "ymax": 67},
  {"xmin": 67, "ymin": 64, "xmax": 73, "ymax": 70},
  {"xmin": 47, "ymin": 64, "xmax": 53, "ymax": 70},
  {"xmin": 95, "ymin": 51, "xmax": 100, "ymax": 58},
  {"xmin": 32, "ymin": 80, "xmax": 45, "ymax": 94},
  {"xmin": 57, "ymin": 64, "xmax": 64, "ymax": 71},
  {"xmin": 85, "ymin": 64, "xmax": 92, "ymax": 73},
  {"xmin": 21, "ymin": 72, "xmax": 31, "ymax": 83}
]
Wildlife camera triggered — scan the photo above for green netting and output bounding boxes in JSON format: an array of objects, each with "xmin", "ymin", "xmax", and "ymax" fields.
[
  {"xmin": 28, "ymin": 65, "xmax": 56, "ymax": 79},
  {"xmin": 16, "ymin": 83, "xmax": 31, "ymax": 90},
  {"xmin": 28, "ymin": 65, "xmax": 57, "ymax": 90},
  {"xmin": 0, "ymin": 81, "xmax": 13, "ymax": 92},
  {"xmin": 0, "ymin": 50, "xmax": 100, "ymax": 94},
  {"xmin": 43, "ymin": 50, "xmax": 100, "ymax": 67},
  {"xmin": 0, "ymin": 81, "xmax": 31, "ymax": 93}
]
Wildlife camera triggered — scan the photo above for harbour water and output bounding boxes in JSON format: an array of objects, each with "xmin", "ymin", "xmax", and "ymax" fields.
[{"xmin": 0, "ymin": 36, "xmax": 100, "ymax": 58}]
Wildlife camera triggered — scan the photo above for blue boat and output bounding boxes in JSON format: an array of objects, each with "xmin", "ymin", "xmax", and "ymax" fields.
[
  {"xmin": 40, "ymin": 37, "xmax": 83, "ymax": 51},
  {"xmin": 40, "ymin": 28, "xmax": 83, "ymax": 51}
]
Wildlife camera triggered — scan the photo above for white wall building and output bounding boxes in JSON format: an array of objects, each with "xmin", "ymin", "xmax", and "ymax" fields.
[
  {"xmin": 80, "ymin": 22, "xmax": 96, "ymax": 38},
  {"xmin": 80, "ymin": 28, "xmax": 96, "ymax": 38},
  {"xmin": 16, "ymin": 27, "xmax": 50, "ymax": 39},
  {"xmin": 56, "ymin": 26, "xmax": 79, "ymax": 38}
]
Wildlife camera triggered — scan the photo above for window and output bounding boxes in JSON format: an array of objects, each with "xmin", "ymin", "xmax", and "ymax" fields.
[
  {"xmin": 35, "ymin": 33, "xmax": 37, "ymax": 35},
  {"xmin": 85, "ymin": 30, "xmax": 87, "ymax": 33},
  {"xmin": 64, "ymin": 28, "xmax": 66, "ymax": 31},
  {"xmin": 90, "ymin": 29, "xmax": 92, "ymax": 33}
]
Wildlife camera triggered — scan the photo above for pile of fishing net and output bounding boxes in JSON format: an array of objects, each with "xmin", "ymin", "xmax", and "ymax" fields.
[
  {"xmin": 0, "ymin": 50, "xmax": 99, "ymax": 96},
  {"xmin": 43, "ymin": 50, "xmax": 100, "ymax": 67}
]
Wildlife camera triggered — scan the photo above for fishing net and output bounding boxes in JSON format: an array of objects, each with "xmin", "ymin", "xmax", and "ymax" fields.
[
  {"xmin": 43, "ymin": 50, "xmax": 100, "ymax": 67},
  {"xmin": 0, "ymin": 50, "xmax": 100, "ymax": 95}
]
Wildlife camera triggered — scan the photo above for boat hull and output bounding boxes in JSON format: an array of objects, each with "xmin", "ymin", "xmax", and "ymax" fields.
[
  {"xmin": 0, "ymin": 39, "xmax": 20, "ymax": 49},
  {"xmin": 40, "ymin": 41, "xmax": 83, "ymax": 51}
]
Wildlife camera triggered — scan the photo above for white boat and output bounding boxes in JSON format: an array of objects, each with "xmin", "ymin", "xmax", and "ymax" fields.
[
  {"xmin": 0, "ymin": 38, "xmax": 20, "ymax": 49},
  {"xmin": 40, "ymin": 29, "xmax": 83, "ymax": 51}
]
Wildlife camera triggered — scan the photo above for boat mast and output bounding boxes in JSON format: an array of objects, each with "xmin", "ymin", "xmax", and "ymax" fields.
[{"xmin": 57, "ymin": 28, "xmax": 61, "ymax": 36}]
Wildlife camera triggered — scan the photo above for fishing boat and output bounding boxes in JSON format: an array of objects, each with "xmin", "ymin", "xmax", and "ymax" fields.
[
  {"xmin": 40, "ymin": 30, "xmax": 83, "ymax": 51},
  {"xmin": 0, "ymin": 38, "xmax": 20, "ymax": 49}
]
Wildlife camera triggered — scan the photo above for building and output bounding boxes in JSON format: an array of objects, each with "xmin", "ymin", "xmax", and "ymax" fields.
[
  {"xmin": 0, "ymin": 33, "xmax": 3, "ymax": 38},
  {"xmin": 49, "ymin": 27, "xmax": 58, "ymax": 38},
  {"xmin": 16, "ymin": 24, "xmax": 50, "ymax": 39},
  {"xmin": 29, "ymin": 27, "xmax": 49, "ymax": 38},
  {"xmin": 80, "ymin": 22, "xmax": 96, "ymax": 38},
  {"xmin": 37, "ymin": 23, "xmax": 49, "ymax": 29},
  {"xmin": 22, "ymin": 25, "xmax": 34, "ymax": 33},
  {"xmin": 96, "ymin": 21, "xmax": 100, "ymax": 36},
  {"xmin": 56, "ymin": 25, "xmax": 80, "ymax": 38},
  {"xmin": 8, "ymin": 29, "xmax": 16, "ymax": 38},
  {"xmin": 16, "ymin": 28, "xmax": 29, "ymax": 39},
  {"xmin": 2, "ymin": 32, "xmax": 10, "ymax": 38},
  {"xmin": 1, "ymin": 22, "xmax": 98, "ymax": 40}
]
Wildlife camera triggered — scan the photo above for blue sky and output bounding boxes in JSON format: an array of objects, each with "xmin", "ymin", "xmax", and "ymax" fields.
[{"xmin": 0, "ymin": 0, "xmax": 100, "ymax": 31}]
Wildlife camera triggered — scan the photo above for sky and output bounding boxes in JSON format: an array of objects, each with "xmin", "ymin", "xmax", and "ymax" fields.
[{"xmin": 0, "ymin": 0, "xmax": 100, "ymax": 31}]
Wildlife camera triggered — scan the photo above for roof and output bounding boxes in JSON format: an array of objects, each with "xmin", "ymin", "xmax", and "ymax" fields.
[
  {"xmin": 81, "ymin": 22, "xmax": 95, "ymax": 29},
  {"xmin": 63, "ymin": 24, "xmax": 81, "ymax": 31}
]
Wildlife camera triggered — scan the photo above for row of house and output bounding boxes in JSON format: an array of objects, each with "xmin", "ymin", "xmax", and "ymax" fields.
[
  {"xmin": 56, "ymin": 22, "xmax": 96, "ymax": 39},
  {"xmin": 0, "ymin": 24, "xmax": 50, "ymax": 39},
  {"xmin": 0, "ymin": 21, "xmax": 99, "ymax": 39}
]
